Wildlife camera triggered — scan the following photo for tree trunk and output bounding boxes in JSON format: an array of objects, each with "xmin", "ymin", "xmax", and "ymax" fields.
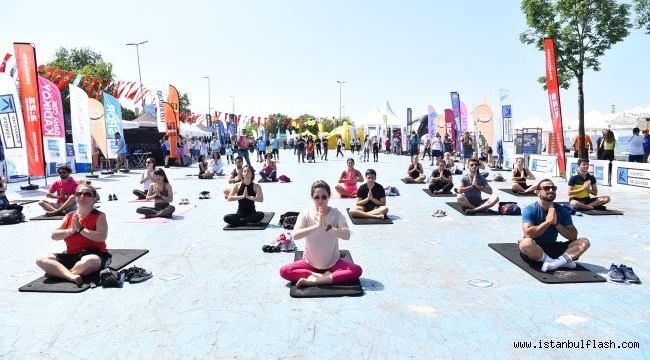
[{"xmin": 577, "ymin": 73, "xmax": 587, "ymax": 159}]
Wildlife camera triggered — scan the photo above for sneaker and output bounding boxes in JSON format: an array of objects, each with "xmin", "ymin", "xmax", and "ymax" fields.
[
  {"xmin": 121, "ymin": 266, "xmax": 153, "ymax": 283},
  {"xmin": 112, "ymin": 194, "xmax": 118, "ymax": 201},
  {"xmin": 608, "ymin": 264, "xmax": 625, "ymax": 283},
  {"xmin": 619, "ymin": 264, "xmax": 640, "ymax": 283},
  {"xmin": 108, "ymin": 194, "xmax": 114, "ymax": 201}
]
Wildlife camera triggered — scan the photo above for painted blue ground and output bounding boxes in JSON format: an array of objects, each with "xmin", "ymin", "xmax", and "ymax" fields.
[{"xmin": 1, "ymin": 150, "xmax": 648, "ymax": 359}]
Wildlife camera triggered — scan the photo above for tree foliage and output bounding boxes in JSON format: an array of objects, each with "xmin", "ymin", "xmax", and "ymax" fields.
[
  {"xmin": 634, "ymin": 0, "xmax": 650, "ymax": 34},
  {"xmin": 519, "ymin": 0, "xmax": 631, "ymax": 158}
]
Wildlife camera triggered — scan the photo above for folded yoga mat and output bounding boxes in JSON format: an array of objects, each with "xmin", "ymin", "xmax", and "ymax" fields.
[
  {"xmin": 446, "ymin": 202, "xmax": 499, "ymax": 216},
  {"xmin": 555, "ymin": 202, "xmax": 624, "ymax": 216},
  {"xmin": 223, "ymin": 212, "xmax": 275, "ymax": 230},
  {"xmin": 18, "ymin": 249, "xmax": 150, "ymax": 293},
  {"xmin": 289, "ymin": 250, "xmax": 364, "ymax": 298},
  {"xmin": 30, "ymin": 214, "xmax": 65, "ymax": 221},
  {"xmin": 125, "ymin": 204, "xmax": 197, "ymax": 223},
  {"xmin": 346, "ymin": 208, "xmax": 393, "ymax": 225},
  {"xmin": 422, "ymin": 189, "xmax": 456, "ymax": 197},
  {"xmin": 488, "ymin": 243, "xmax": 606, "ymax": 284},
  {"xmin": 499, "ymin": 188, "xmax": 537, "ymax": 196}
]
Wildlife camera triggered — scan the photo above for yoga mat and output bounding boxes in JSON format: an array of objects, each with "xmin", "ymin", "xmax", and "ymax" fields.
[
  {"xmin": 289, "ymin": 250, "xmax": 364, "ymax": 298},
  {"xmin": 346, "ymin": 208, "xmax": 393, "ymax": 224},
  {"xmin": 9, "ymin": 199, "xmax": 39, "ymax": 205},
  {"xmin": 445, "ymin": 202, "xmax": 499, "ymax": 216},
  {"xmin": 401, "ymin": 179, "xmax": 424, "ymax": 184},
  {"xmin": 488, "ymin": 243, "xmax": 606, "ymax": 284},
  {"xmin": 223, "ymin": 212, "xmax": 275, "ymax": 230},
  {"xmin": 126, "ymin": 204, "xmax": 197, "ymax": 223},
  {"xmin": 30, "ymin": 214, "xmax": 65, "ymax": 221},
  {"xmin": 499, "ymin": 188, "xmax": 537, "ymax": 196},
  {"xmin": 422, "ymin": 189, "xmax": 456, "ymax": 197},
  {"xmin": 489, "ymin": 167, "xmax": 510, "ymax": 172},
  {"xmin": 18, "ymin": 249, "xmax": 150, "ymax": 293},
  {"xmin": 555, "ymin": 202, "xmax": 624, "ymax": 216}
]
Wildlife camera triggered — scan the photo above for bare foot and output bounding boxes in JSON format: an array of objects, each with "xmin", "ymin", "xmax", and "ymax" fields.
[
  {"xmin": 464, "ymin": 208, "xmax": 476, "ymax": 214},
  {"xmin": 296, "ymin": 278, "xmax": 313, "ymax": 288},
  {"xmin": 45, "ymin": 210, "xmax": 63, "ymax": 217},
  {"xmin": 70, "ymin": 274, "xmax": 83, "ymax": 286}
]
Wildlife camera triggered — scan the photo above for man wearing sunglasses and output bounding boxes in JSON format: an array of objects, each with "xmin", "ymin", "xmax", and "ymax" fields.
[
  {"xmin": 519, "ymin": 179, "xmax": 590, "ymax": 272},
  {"xmin": 38, "ymin": 165, "xmax": 79, "ymax": 216},
  {"xmin": 348, "ymin": 169, "xmax": 389, "ymax": 220},
  {"xmin": 567, "ymin": 158, "xmax": 610, "ymax": 211},
  {"xmin": 456, "ymin": 158, "xmax": 499, "ymax": 214}
]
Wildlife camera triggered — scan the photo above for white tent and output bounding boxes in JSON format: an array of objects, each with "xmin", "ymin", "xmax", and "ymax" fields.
[
  {"xmin": 355, "ymin": 101, "xmax": 403, "ymax": 137},
  {"xmin": 603, "ymin": 106, "xmax": 650, "ymax": 129}
]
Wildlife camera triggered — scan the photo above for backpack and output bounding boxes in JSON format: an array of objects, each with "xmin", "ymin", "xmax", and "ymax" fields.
[
  {"xmin": 0, "ymin": 209, "xmax": 25, "ymax": 225},
  {"xmin": 499, "ymin": 202, "xmax": 521, "ymax": 216},
  {"xmin": 99, "ymin": 268, "xmax": 124, "ymax": 288},
  {"xmin": 279, "ymin": 211, "xmax": 300, "ymax": 230},
  {"xmin": 278, "ymin": 175, "xmax": 291, "ymax": 183},
  {"xmin": 493, "ymin": 173, "xmax": 505, "ymax": 182}
]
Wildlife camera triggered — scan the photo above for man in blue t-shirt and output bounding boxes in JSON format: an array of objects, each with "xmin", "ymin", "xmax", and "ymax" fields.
[
  {"xmin": 519, "ymin": 179, "xmax": 590, "ymax": 272},
  {"xmin": 456, "ymin": 158, "xmax": 499, "ymax": 214}
]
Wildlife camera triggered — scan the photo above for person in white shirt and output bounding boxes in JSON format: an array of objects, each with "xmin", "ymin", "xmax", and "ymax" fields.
[
  {"xmin": 627, "ymin": 127, "xmax": 645, "ymax": 163},
  {"xmin": 208, "ymin": 152, "xmax": 224, "ymax": 176}
]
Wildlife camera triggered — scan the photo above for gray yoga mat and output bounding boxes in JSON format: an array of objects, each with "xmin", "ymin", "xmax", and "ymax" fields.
[{"xmin": 289, "ymin": 250, "xmax": 364, "ymax": 298}]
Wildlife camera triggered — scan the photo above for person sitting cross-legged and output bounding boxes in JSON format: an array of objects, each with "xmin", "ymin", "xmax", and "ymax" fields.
[
  {"xmin": 519, "ymin": 179, "xmax": 590, "ymax": 272},
  {"xmin": 39, "ymin": 165, "xmax": 79, "ymax": 217},
  {"xmin": 511, "ymin": 157, "xmax": 536, "ymax": 194},
  {"xmin": 224, "ymin": 165, "xmax": 265, "ymax": 227},
  {"xmin": 136, "ymin": 168, "xmax": 175, "ymax": 218},
  {"xmin": 456, "ymin": 158, "xmax": 499, "ymax": 214},
  {"xmin": 403, "ymin": 158, "xmax": 426, "ymax": 183},
  {"xmin": 428, "ymin": 158, "xmax": 454, "ymax": 194},
  {"xmin": 567, "ymin": 158, "xmax": 610, "ymax": 211},
  {"xmin": 258, "ymin": 153, "xmax": 277, "ymax": 182},
  {"xmin": 334, "ymin": 158, "xmax": 364, "ymax": 198},
  {"xmin": 348, "ymin": 169, "xmax": 389, "ymax": 220}
]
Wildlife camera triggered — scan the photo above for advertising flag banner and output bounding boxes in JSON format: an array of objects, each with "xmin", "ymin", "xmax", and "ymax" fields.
[
  {"xmin": 154, "ymin": 85, "xmax": 168, "ymax": 133},
  {"xmin": 427, "ymin": 105, "xmax": 437, "ymax": 139},
  {"xmin": 69, "ymin": 84, "xmax": 92, "ymax": 165},
  {"xmin": 543, "ymin": 38, "xmax": 566, "ymax": 176},
  {"xmin": 164, "ymin": 102, "xmax": 178, "ymax": 158},
  {"xmin": 38, "ymin": 77, "xmax": 66, "ymax": 164},
  {"xmin": 444, "ymin": 109, "xmax": 456, "ymax": 151},
  {"xmin": 0, "ymin": 73, "xmax": 29, "ymax": 177},
  {"xmin": 470, "ymin": 96, "xmax": 494, "ymax": 148},
  {"xmin": 460, "ymin": 101, "xmax": 468, "ymax": 134},
  {"xmin": 103, "ymin": 93, "xmax": 123, "ymax": 159},
  {"xmin": 14, "ymin": 43, "xmax": 45, "ymax": 176},
  {"xmin": 450, "ymin": 92, "xmax": 462, "ymax": 153},
  {"xmin": 88, "ymin": 98, "xmax": 107, "ymax": 159}
]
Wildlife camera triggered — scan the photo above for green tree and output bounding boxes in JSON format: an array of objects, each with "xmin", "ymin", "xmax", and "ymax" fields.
[
  {"xmin": 634, "ymin": 0, "xmax": 650, "ymax": 34},
  {"xmin": 520, "ymin": 0, "xmax": 631, "ymax": 158},
  {"xmin": 179, "ymin": 93, "xmax": 192, "ymax": 119},
  {"xmin": 43, "ymin": 47, "xmax": 114, "ymax": 114}
]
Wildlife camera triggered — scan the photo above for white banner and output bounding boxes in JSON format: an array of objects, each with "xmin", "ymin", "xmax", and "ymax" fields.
[
  {"xmin": 0, "ymin": 73, "xmax": 29, "ymax": 177},
  {"xmin": 69, "ymin": 85, "xmax": 92, "ymax": 165},
  {"xmin": 153, "ymin": 84, "xmax": 168, "ymax": 133}
]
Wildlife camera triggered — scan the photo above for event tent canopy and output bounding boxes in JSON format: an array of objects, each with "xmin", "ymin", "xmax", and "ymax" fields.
[{"xmin": 357, "ymin": 101, "xmax": 403, "ymax": 127}]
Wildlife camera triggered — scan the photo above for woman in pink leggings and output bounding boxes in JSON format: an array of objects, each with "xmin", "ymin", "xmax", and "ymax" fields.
[{"xmin": 279, "ymin": 180, "xmax": 362, "ymax": 288}]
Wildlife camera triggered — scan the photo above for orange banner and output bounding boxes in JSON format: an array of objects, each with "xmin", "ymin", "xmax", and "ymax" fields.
[
  {"xmin": 164, "ymin": 102, "xmax": 178, "ymax": 159},
  {"xmin": 544, "ymin": 38, "xmax": 566, "ymax": 176},
  {"xmin": 14, "ymin": 43, "xmax": 45, "ymax": 176}
]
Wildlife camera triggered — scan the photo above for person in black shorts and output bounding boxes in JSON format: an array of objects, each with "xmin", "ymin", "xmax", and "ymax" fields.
[
  {"xmin": 348, "ymin": 169, "xmax": 389, "ymax": 219},
  {"xmin": 519, "ymin": 179, "xmax": 590, "ymax": 272},
  {"xmin": 567, "ymin": 158, "xmax": 610, "ymax": 211}
]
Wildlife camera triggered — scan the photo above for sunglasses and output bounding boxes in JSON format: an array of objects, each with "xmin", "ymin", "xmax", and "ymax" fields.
[
  {"xmin": 312, "ymin": 195, "xmax": 328, "ymax": 201},
  {"xmin": 540, "ymin": 185, "xmax": 557, "ymax": 191},
  {"xmin": 75, "ymin": 191, "xmax": 95, "ymax": 198},
  {"xmin": 468, "ymin": 164, "xmax": 478, "ymax": 167}
]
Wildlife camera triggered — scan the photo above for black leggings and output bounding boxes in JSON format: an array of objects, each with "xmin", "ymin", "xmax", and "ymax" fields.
[
  {"xmin": 429, "ymin": 180, "xmax": 453, "ymax": 193},
  {"xmin": 224, "ymin": 211, "xmax": 264, "ymax": 227}
]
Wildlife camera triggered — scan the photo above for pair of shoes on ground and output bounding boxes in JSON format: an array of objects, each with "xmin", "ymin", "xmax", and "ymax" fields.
[
  {"xmin": 609, "ymin": 264, "xmax": 640, "ymax": 283},
  {"xmin": 262, "ymin": 244, "xmax": 281, "ymax": 253},
  {"xmin": 432, "ymin": 209, "xmax": 447, "ymax": 217},
  {"xmin": 179, "ymin": 198, "xmax": 190, "ymax": 205},
  {"xmin": 199, "ymin": 191, "xmax": 210, "ymax": 200},
  {"xmin": 108, "ymin": 194, "xmax": 118, "ymax": 201},
  {"xmin": 120, "ymin": 266, "xmax": 153, "ymax": 283}
]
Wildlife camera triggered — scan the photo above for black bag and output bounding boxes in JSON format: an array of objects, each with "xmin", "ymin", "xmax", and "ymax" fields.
[
  {"xmin": 99, "ymin": 268, "xmax": 124, "ymax": 288},
  {"xmin": 279, "ymin": 211, "xmax": 300, "ymax": 230},
  {"xmin": 0, "ymin": 209, "xmax": 25, "ymax": 225}
]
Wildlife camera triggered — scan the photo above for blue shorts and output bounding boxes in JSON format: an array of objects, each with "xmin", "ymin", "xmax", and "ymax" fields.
[{"xmin": 462, "ymin": 151, "xmax": 472, "ymax": 159}]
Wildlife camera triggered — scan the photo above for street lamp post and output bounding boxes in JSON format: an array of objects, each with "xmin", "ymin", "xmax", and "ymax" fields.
[
  {"xmin": 337, "ymin": 80, "xmax": 345, "ymax": 124},
  {"xmin": 229, "ymin": 95, "xmax": 235, "ymax": 132},
  {"xmin": 126, "ymin": 40, "xmax": 148, "ymax": 108},
  {"xmin": 203, "ymin": 76, "xmax": 211, "ymax": 125}
]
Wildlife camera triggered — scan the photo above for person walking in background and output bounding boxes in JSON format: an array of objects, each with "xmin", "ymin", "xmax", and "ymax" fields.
[
  {"xmin": 627, "ymin": 127, "xmax": 644, "ymax": 163},
  {"xmin": 601, "ymin": 129, "xmax": 616, "ymax": 162},
  {"xmin": 114, "ymin": 132, "xmax": 129, "ymax": 171}
]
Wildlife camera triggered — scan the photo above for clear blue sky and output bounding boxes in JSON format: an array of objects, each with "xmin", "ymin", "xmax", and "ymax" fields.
[{"xmin": 1, "ymin": 0, "xmax": 648, "ymax": 125}]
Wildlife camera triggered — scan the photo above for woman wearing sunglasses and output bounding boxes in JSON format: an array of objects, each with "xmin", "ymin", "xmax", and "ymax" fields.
[
  {"xmin": 279, "ymin": 180, "xmax": 362, "ymax": 288},
  {"xmin": 35, "ymin": 184, "xmax": 111, "ymax": 285},
  {"xmin": 133, "ymin": 157, "xmax": 155, "ymax": 199},
  {"xmin": 136, "ymin": 168, "xmax": 175, "ymax": 218}
]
